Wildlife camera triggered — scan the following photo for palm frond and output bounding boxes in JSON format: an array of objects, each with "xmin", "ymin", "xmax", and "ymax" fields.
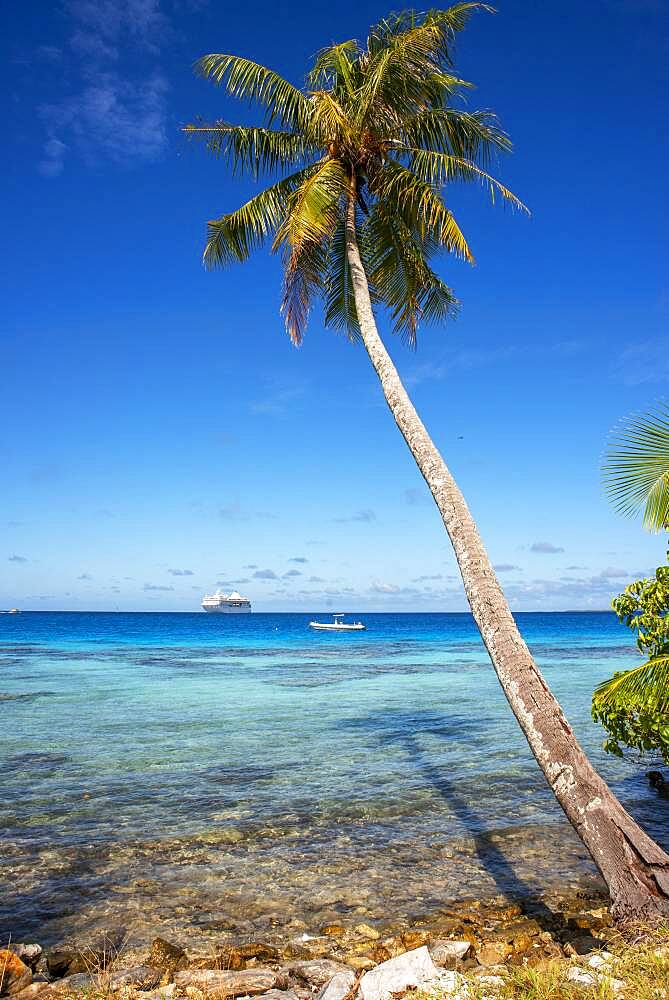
[
  {"xmin": 183, "ymin": 121, "xmax": 313, "ymax": 177},
  {"xmin": 307, "ymin": 92, "xmax": 355, "ymax": 147},
  {"xmin": 373, "ymin": 158, "xmax": 475, "ymax": 262},
  {"xmin": 195, "ymin": 54, "xmax": 310, "ymax": 128},
  {"xmin": 365, "ymin": 202, "xmax": 459, "ymax": 344},
  {"xmin": 272, "ymin": 158, "xmax": 347, "ymax": 253},
  {"xmin": 324, "ymin": 213, "xmax": 362, "ymax": 340},
  {"xmin": 406, "ymin": 148, "xmax": 528, "ymax": 211},
  {"xmin": 308, "ymin": 40, "xmax": 360, "ymax": 95},
  {"xmin": 397, "ymin": 108, "xmax": 511, "ymax": 164},
  {"xmin": 204, "ymin": 166, "xmax": 316, "ymax": 268},
  {"xmin": 593, "ymin": 656, "xmax": 669, "ymax": 715},
  {"xmin": 357, "ymin": 23, "xmax": 444, "ymax": 122},
  {"xmin": 603, "ymin": 404, "xmax": 669, "ymax": 532},
  {"xmin": 281, "ymin": 239, "xmax": 329, "ymax": 346}
]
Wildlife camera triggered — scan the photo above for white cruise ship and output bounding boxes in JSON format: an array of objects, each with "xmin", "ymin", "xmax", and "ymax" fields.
[{"xmin": 201, "ymin": 589, "xmax": 252, "ymax": 614}]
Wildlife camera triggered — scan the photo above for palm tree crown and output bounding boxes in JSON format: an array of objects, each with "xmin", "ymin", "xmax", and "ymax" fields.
[{"xmin": 185, "ymin": 2, "xmax": 525, "ymax": 347}]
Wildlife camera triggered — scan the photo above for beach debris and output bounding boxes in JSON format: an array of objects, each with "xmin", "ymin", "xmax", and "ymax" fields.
[
  {"xmin": 287, "ymin": 961, "xmax": 351, "ymax": 988},
  {"xmin": 174, "ymin": 969, "xmax": 277, "ymax": 997},
  {"xmin": 422, "ymin": 970, "xmax": 468, "ymax": 996},
  {"xmin": 358, "ymin": 946, "xmax": 438, "ymax": 1000},
  {"xmin": 0, "ymin": 952, "xmax": 33, "ymax": 997},
  {"xmin": 585, "ymin": 951, "xmax": 614, "ymax": 970},
  {"xmin": 565, "ymin": 967, "xmax": 598, "ymax": 987}
]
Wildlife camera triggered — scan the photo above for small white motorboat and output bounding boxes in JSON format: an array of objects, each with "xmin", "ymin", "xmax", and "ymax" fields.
[{"xmin": 309, "ymin": 613, "xmax": 366, "ymax": 632}]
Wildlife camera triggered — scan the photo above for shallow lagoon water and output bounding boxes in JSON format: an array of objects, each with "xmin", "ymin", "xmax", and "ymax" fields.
[{"xmin": 1, "ymin": 611, "xmax": 667, "ymax": 947}]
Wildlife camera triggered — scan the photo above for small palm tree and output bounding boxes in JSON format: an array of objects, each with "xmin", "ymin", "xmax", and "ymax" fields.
[
  {"xmin": 603, "ymin": 404, "xmax": 669, "ymax": 532},
  {"xmin": 595, "ymin": 404, "xmax": 669, "ymax": 761},
  {"xmin": 186, "ymin": 4, "xmax": 669, "ymax": 921}
]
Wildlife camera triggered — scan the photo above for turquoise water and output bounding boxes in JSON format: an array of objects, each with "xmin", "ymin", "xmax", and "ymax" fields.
[{"xmin": 1, "ymin": 611, "xmax": 667, "ymax": 947}]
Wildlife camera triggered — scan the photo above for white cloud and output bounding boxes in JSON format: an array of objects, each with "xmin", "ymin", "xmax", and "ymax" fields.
[
  {"xmin": 530, "ymin": 541, "xmax": 565, "ymax": 554},
  {"xmin": 370, "ymin": 580, "xmax": 400, "ymax": 594}
]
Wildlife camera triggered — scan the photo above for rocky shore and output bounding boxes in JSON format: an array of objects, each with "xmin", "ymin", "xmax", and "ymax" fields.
[{"xmin": 2, "ymin": 889, "xmax": 652, "ymax": 1000}]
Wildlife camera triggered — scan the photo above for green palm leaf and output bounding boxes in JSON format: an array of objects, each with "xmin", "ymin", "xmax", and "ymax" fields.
[
  {"xmin": 204, "ymin": 166, "xmax": 316, "ymax": 267},
  {"xmin": 406, "ymin": 148, "xmax": 528, "ymax": 211},
  {"xmin": 366, "ymin": 202, "xmax": 458, "ymax": 343},
  {"xmin": 603, "ymin": 404, "xmax": 669, "ymax": 531},
  {"xmin": 191, "ymin": 3, "xmax": 524, "ymax": 347},
  {"xmin": 195, "ymin": 54, "xmax": 310, "ymax": 128},
  {"xmin": 398, "ymin": 108, "xmax": 511, "ymax": 164},
  {"xmin": 324, "ymin": 214, "xmax": 362, "ymax": 340},
  {"xmin": 594, "ymin": 656, "xmax": 669, "ymax": 715},
  {"xmin": 183, "ymin": 122, "xmax": 314, "ymax": 177},
  {"xmin": 373, "ymin": 158, "xmax": 475, "ymax": 262},
  {"xmin": 272, "ymin": 158, "xmax": 347, "ymax": 253}
]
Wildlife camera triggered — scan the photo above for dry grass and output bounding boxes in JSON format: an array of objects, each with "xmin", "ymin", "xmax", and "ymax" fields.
[{"xmin": 461, "ymin": 927, "xmax": 669, "ymax": 1000}]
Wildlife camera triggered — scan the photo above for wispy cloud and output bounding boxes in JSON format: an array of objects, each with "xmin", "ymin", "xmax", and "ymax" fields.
[
  {"xmin": 283, "ymin": 569, "xmax": 302, "ymax": 578},
  {"xmin": 8, "ymin": 554, "xmax": 28, "ymax": 563},
  {"xmin": 493, "ymin": 563, "xmax": 521, "ymax": 572},
  {"xmin": 289, "ymin": 556, "xmax": 308, "ymax": 563},
  {"xmin": 404, "ymin": 487, "xmax": 429, "ymax": 506},
  {"xmin": 406, "ymin": 339, "xmax": 585, "ymax": 387},
  {"xmin": 412, "ymin": 573, "xmax": 444, "ymax": 582},
  {"xmin": 143, "ymin": 583, "xmax": 174, "ymax": 591},
  {"xmin": 250, "ymin": 382, "xmax": 306, "ymax": 416},
  {"xmin": 77, "ymin": 572, "xmax": 93, "ymax": 580},
  {"xmin": 168, "ymin": 568, "xmax": 194, "ymax": 576},
  {"xmin": 334, "ymin": 509, "xmax": 376, "ymax": 523},
  {"xmin": 610, "ymin": 338, "xmax": 669, "ymax": 385},
  {"xmin": 253, "ymin": 569, "xmax": 278, "ymax": 580},
  {"xmin": 370, "ymin": 580, "xmax": 400, "ymax": 594},
  {"xmin": 38, "ymin": 0, "xmax": 170, "ymax": 175},
  {"xmin": 530, "ymin": 541, "xmax": 565, "ymax": 554}
]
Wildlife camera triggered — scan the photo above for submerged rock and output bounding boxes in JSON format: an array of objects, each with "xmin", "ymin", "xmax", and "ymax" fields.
[
  {"xmin": 0, "ymin": 952, "xmax": 33, "ymax": 997},
  {"xmin": 359, "ymin": 947, "xmax": 438, "ymax": 1000}
]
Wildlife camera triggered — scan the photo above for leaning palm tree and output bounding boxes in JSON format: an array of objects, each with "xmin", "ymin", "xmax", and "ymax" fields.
[{"xmin": 186, "ymin": 4, "xmax": 669, "ymax": 920}]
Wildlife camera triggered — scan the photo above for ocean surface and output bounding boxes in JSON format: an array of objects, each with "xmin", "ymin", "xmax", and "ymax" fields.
[{"xmin": 2, "ymin": 611, "xmax": 667, "ymax": 948}]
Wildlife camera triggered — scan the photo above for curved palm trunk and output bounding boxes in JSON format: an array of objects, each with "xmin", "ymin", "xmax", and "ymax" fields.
[{"xmin": 344, "ymin": 189, "xmax": 669, "ymax": 923}]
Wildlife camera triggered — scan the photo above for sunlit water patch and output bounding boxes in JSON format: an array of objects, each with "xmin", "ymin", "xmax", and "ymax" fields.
[{"xmin": 1, "ymin": 612, "xmax": 667, "ymax": 947}]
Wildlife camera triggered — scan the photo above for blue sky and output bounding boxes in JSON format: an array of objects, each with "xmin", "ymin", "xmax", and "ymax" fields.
[{"xmin": 2, "ymin": 0, "xmax": 668, "ymax": 612}]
